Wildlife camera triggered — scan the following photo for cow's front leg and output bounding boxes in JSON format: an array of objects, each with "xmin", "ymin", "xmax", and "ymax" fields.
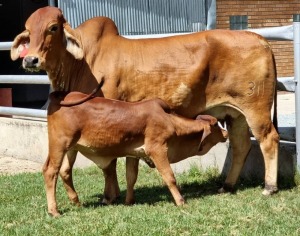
[
  {"xmin": 125, "ymin": 157, "xmax": 139, "ymax": 205},
  {"xmin": 59, "ymin": 149, "xmax": 80, "ymax": 205},
  {"xmin": 219, "ymin": 115, "xmax": 251, "ymax": 193},
  {"xmin": 102, "ymin": 159, "xmax": 120, "ymax": 204}
]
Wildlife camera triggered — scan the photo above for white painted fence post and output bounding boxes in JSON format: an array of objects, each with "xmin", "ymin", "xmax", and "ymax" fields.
[{"xmin": 293, "ymin": 14, "xmax": 300, "ymax": 170}]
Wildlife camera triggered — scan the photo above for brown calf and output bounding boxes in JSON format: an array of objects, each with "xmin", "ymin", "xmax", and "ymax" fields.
[{"xmin": 44, "ymin": 91, "xmax": 227, "ymax": 216}]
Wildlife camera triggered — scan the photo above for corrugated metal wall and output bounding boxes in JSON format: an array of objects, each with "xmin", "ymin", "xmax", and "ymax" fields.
[{"xmin": 57, "ymin": 0, "xmax": 215, "ymax": 35}]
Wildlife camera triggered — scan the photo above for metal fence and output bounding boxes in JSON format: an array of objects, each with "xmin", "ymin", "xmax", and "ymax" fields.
[
  {"xmin": 58, "ymin": 0, "xmax": 216, "ymax": 34},
  {"xmin": 0, "ymin": 74, "xmax": 49, "ymax": 118}
]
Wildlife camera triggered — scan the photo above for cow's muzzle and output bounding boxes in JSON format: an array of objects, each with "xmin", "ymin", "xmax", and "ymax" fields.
[
  {"xmin": 23, "ymin": 56, "xmax": 40, "ymax": 69},
  {"xmin": 218, "ymin": 121, "xmax": 229, "ymax": 139}
]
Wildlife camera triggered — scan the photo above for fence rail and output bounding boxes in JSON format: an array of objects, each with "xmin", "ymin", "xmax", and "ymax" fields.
[
  {"xmin": 0, "ymin": 42, "xmax": 12, "ymax": 51},
  {"xmin": 0, "ymin": 75, "xmax": 49, "ymax": 84},
  {"xmin": 0, "ymin": 107, "xmax": 47, "ymax": 119}
]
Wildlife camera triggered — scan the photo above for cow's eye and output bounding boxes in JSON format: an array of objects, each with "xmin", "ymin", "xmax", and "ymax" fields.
[{"xmin": 49, "ymin": 25, "xmax": 58, "ymax": 32}]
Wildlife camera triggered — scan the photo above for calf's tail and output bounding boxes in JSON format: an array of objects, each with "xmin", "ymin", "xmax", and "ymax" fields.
[{"xmin": 59, "ymin": 80, "xmax": 104, "ymax": 107}]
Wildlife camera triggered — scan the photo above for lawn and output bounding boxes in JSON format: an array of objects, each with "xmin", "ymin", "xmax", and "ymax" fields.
[{"xmin": 0, "ymin": 161, "xmax": 299, "ymax": 236}]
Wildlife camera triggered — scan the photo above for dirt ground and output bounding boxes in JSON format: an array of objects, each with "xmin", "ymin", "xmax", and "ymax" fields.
[{"xmin": 0, "ymin": 156, "xmax": 43, "ymax": 175}]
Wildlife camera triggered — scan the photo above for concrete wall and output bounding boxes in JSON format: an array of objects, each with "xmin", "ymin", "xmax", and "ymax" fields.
[
  {"xmin": 0, "ymin": 117, "xmax": 91, "ymax": 168},
  {"xmin": 0, "ymin": 117, "xmax": 296, "ymax": 180}
]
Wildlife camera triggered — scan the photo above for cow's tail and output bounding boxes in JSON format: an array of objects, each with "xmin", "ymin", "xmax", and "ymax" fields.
[
  {"xmin": 59, "ymin": 80, "xmax": 104, "ymax": 107},
  {"xmin": 272, "ymin": 52, "xmax": 278, "ymax": 132},
  {"xmin": 273, "ymin": 83, "xmax": 278, "ymax": 132}
]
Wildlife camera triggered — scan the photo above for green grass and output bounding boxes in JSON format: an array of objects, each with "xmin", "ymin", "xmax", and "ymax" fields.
[{"xmin": 0, "ymin": 162, "xmax": 300, "ymax": 236}]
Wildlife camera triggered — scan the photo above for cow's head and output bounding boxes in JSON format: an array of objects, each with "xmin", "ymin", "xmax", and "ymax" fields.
[{"xmin": 11, "ymin": 6, "xmax": 83, "ymax": 72}]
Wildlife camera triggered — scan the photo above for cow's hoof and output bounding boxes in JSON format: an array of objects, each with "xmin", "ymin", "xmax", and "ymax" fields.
[
  {"xmin": 101, "ymin": 197, "xmax": 114, "ymax": 205},
  {"xmin": 218, "ymin": 184, "xmax": 235, "ymax": 194},
  {"xmin": 262, "ymin": 185, "xmax": 278, "ymax": 196},
  {"xmin": 218, "ymin": 187, "xmax": 226, "ymax": 194},
  {"xmin": 101, "ymin": 199, "xmax": 110, "ymax": 205}
]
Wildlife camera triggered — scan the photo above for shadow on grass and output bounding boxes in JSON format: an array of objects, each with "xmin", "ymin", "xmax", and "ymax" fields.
[
  {"xmin": 81, "ymin": 177, "xmax": 221, "ymax": 208},
  {"xmin": 82, "ymin": 172, "xmax": 297, "ymax": 209},
  {"xmin": 237, "ymin": 173, "xmax": 297, "ymax": 192}
]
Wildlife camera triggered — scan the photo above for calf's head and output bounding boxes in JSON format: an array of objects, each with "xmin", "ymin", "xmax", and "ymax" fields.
[
  {"xmin": 197, "ymin": 116, "xmax": 228, "ymax": 155},
  {"xmin": 10, "ymin": 6, "xmax": 84, "ymax": 72}
]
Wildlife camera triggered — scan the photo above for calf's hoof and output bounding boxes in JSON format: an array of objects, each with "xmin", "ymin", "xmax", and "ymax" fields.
[
  {"xmin": 175, "ymin": 198, "xmax": 185, "ymax": 206},
  {"xmin": 48, "ymin": 211, "xmax": 61, "ymax": 218},
  {"xmin": 125, "ymin": 198, "xmax": 135, "ymax": 206},
  {"xmin": 70, "ymin": 196, "xmax": 81, "ymax": 206},
  {"xmin": 101, "ymin": 196, "xmax": 118, "ymax": 205},
  {"xmin": 262, "ymin": 185, "xmax": 278, "ymax": 196}
]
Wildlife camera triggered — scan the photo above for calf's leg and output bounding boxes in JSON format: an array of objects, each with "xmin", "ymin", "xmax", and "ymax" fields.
[
  {"xmin": 43, "ymin": 148, "xmax": 66, "ymax": 217},
  {"xmin": 102, "ymin": 159, "xmax": 120, "ymax": 205},
  {"xmin": 60, "ymin": 150, "xmax": 121, "ymax": 205},
  {"xmin": 149, "ymin": 147, "xmax": 184, "ymax": 206},
  {"xmin": 59, "ymin": 149, "xmax": 80, "ymax": 205}
]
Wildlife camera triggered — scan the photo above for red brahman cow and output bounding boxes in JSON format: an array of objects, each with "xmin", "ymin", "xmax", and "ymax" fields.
[
  {"xmin": 11, "ymin": 7, "xmax": 279, "ymax": 206},
  {"xmin": 45, "ymin": 91, "xmax": 227, "ymax": 216}
]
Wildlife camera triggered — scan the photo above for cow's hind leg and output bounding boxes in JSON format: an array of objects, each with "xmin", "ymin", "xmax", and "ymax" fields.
[
  {"xmin": 125, "ymin": 157, "xmax": 139, "ymax": 205},
  {"xmin": 246, "ymin": 112, "xmax": 279, "ymax": 195},
  {"xmin": 59, "ymin": 149, "xmax": 80, "ymax": 205},
  {"xmin": 219, "ymin": 114, "xmax": 251, "ymax": 193}
]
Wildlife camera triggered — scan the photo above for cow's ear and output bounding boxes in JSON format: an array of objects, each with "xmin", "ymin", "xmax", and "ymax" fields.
[
  {"xmin": 11, "ymin": 30, "xmax": 30, "ymax": 61},
  {"xmin": 63, "ymin": 23, "xmax": 84, "ymax": 60}
]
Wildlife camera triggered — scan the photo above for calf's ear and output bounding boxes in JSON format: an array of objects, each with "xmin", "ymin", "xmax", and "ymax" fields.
[
  {"xmin": 11, "ymin": 30, "xmax": 30, "ymax": 61},
  {"xmin": 63, "ymin": 23, "xmax": 84, "ymax": 60},
  {"xmin": 200, "ymin": 125, "xmax": 212, "ymax": 144}
]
